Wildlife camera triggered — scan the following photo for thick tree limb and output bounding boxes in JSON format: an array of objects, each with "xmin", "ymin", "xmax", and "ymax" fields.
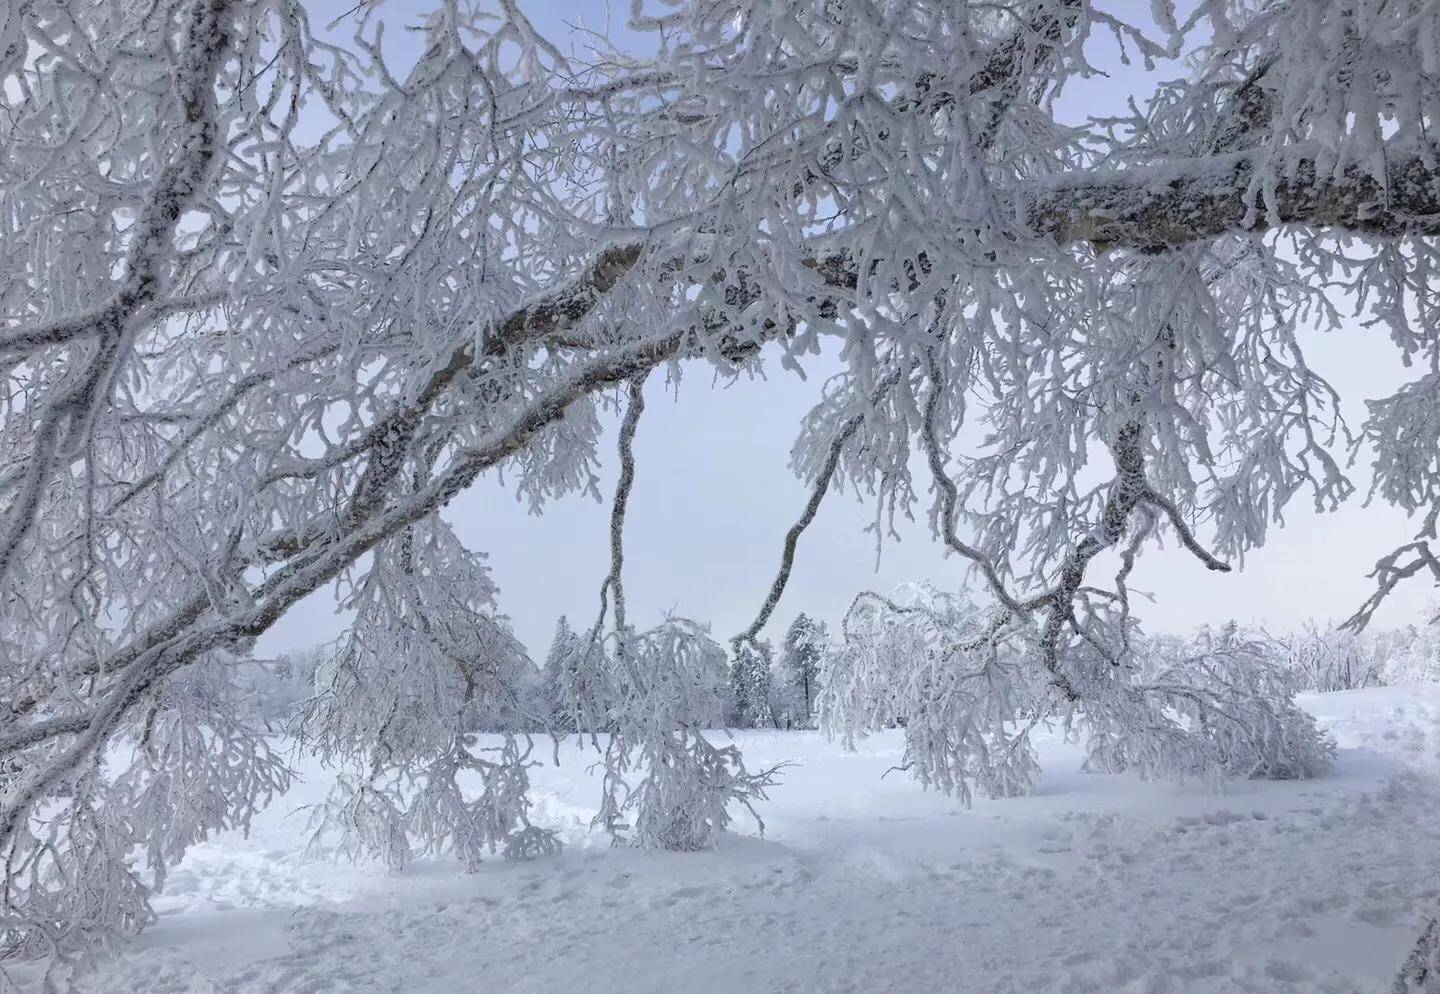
[
  {"xmin": 1025, "ymin": 146, "xmax": 1440, "ymax": 250},
  {"xmin": 921, "ymin": 349, "xmax": 1028, "ymax": 616},
  {"xmin": 0, "ymin": 327, "xmax": 688, "ymax": 852},
  {"xmin": 482, "ymin": 143, "xmax": 1440, "ymax": 366},
  {"xmin": 602, "ymin": 374, "xmax": 646, "ymax": 642}
]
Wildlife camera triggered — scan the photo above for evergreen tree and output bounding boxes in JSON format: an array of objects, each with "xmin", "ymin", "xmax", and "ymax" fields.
[
  {"xmin": 541, "ymin": 616, "xmax": 580, "ymax": 730},
  {"xmin": 729, "ymin": 641, "xmax": 776, "ymax": 729},
  {"xmin": 781, "ymin": 614, "xmax": 828, "ymax": 728}
]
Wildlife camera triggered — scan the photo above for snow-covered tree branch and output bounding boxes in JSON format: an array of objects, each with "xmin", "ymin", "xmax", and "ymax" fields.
[{"xmin": 6, "ymin": 0, "xmax": 1440, "ymax": 972}]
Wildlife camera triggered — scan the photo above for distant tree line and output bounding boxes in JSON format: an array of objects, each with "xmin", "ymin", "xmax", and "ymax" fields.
[
  {"xmin": 245, "ymin": 610, "xmax": 1440, "ymax": 736},
  {"xmin": 537, "ymin": 612, "xmax": 834, "ymax": 732},
  {"xmin": 238, "ymin": 612, "xmax": 837, "ymax": 735}
]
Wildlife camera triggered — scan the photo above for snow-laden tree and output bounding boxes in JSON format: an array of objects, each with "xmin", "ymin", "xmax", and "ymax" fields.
[
  {"xmin": 1082, "ymin": 623, "xmax": 1334, "ymax": 785},
  {"xmin": 540, "ymin": 617, "xmax": 581, "ymax": 731},
  {"xmin": 1269, "ymin": 621, "xmax": 1391, "ymax": 692},
  {"xmin": 729, "ymin": 640, "xmax": 777, "ymax": 729},
  {"xmin": 6, "ymin": 0, "xmax": 1440, "ymax": 970},
  {"xmin": 779, "ymin": 614, "xmax": 829, "ymax": 728},
  {"xmin": 1385, "ymin": 613, "xmax": 1440, "ymax": 686},
  {"xmin": 823, "ymin": 592, "xmax": 1333, "ymax": 801},
  {"xmin": 820, "ymin": 587, "xmax": 1047, "ymax": 803}
]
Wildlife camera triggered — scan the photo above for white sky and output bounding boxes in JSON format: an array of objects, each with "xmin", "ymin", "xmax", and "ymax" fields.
[{"xmin": 256, "ymin": 1, "xmax": 1437, "ymax": 661}]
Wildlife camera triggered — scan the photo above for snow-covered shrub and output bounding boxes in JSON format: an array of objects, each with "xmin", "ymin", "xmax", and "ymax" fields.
[
  {"xmin": 299, "ymin": 520, "xmax": 557, "ymax": 871},
  {"xmin": 1386, "ymin": 618, "xmax": 1440, "ymax": 686},
  {"xmin": 568, "ymin": 619, "xmax": 781, "ymax": 851},
  {"xmin": 1084, "ymin": 627, "xmax": 1335, "ymax": 784},
  {"xmin": 820, "ymin": 588, "xmax": 1046, "ymax": 804},
  {"xmin": 1269, "ymin": 621, "xmax": 1389, "ymax": 692}
]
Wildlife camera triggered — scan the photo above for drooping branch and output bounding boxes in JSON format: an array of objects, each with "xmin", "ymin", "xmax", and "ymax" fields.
[
  {"xmin": 1032, "ymin": 417, "xmax": 1232, "ymax": 679},
  {"xmin": 1112, "ymin": 503, "xmax": 1157, "ymax": 653},
  {"xmin": 601, "ymin": 374, "xmax": 647, "ymax": 642},
  {"xmin": 1031, "ymin": 423, "xmax": 1150, "ymax": 696},
  {"xmin": 732, "ymin": 366, "xmax": 905, "ymax": 651},
  {"xmin": 914, "ymin": 398, "xmax": 1231, "ymax": 699},
  {"xmin": 913, "ymin": 335, "xmax": 1235, "ymax": 697},
  {"xmin": 1142, "ymin": 489, "xmax": 1233, "ymax": 574},
  {"xmin": 920, "ymin": 350, "xmax": 1027, "ymax": 616},
  {"xmin": 1342, "ymin": 540, "xmax": 1440, "ymax": 633}
]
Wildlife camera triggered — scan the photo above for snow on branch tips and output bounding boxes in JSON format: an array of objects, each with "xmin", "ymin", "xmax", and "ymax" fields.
[
  {"xmin": 821, "ymin": 591, "xmax": 1334, "ymax": 804},
  {"xmin": 297, "ymin": 517, "xmax": 559, "ymax": 871},
  {"xmin": 572, "ymin": 619, "xmax": 784, "ymax": 852},
  {"xmin": 1080, "ymin": 625, "xmax": 1335, "ymax": 786},
  {"xmin": 820, "ymin": 588, "xmax": 1045, "ymax": 805},
  {"xmin": 573, "ymin": 375, "xmax": 783, "ymax": 851}
]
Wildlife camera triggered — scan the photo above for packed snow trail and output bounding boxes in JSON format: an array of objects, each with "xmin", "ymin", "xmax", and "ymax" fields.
[{"xmin": 55, "ymin": 687, "xmax": 1440, "ymax": 993}]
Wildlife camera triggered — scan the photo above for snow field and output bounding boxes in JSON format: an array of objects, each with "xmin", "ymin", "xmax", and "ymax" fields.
[{"xmin": 58, "ymin": 686, "xmax": 1440, "ymax": 993}]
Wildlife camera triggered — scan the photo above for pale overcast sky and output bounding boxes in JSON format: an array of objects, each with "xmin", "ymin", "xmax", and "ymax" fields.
[{"xmin": 257, "ymin": 2, "xmax": 1435, "ymax": 660}]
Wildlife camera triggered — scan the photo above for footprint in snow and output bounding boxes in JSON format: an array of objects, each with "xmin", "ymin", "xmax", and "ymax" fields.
[{"xmin": 653, "ymin": 885, "xmax": 707, "ymax": 907}]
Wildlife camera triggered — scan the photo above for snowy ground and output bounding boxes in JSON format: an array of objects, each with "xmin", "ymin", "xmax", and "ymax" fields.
[{"xmin": 48, "ymin": 686, "xmax": 1440, "ymax": 993}]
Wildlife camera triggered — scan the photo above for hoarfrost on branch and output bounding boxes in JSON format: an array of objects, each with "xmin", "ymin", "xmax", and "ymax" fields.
[{"xmin": 3, "ymin": 0, "xmax": 1440, "ymax": 969}]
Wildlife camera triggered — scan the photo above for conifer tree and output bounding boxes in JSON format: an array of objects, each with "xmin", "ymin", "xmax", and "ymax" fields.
[
  {"xmin": 780, "ymin": 614, "xmax": 828, "ymax": 728},
  {"xmin": 541, "ymin": 616, "xmax": 580, "ymax": 731},
  {"xmin": 730, "ymin": 642, "xmax": 777, "ymax": 729}
]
